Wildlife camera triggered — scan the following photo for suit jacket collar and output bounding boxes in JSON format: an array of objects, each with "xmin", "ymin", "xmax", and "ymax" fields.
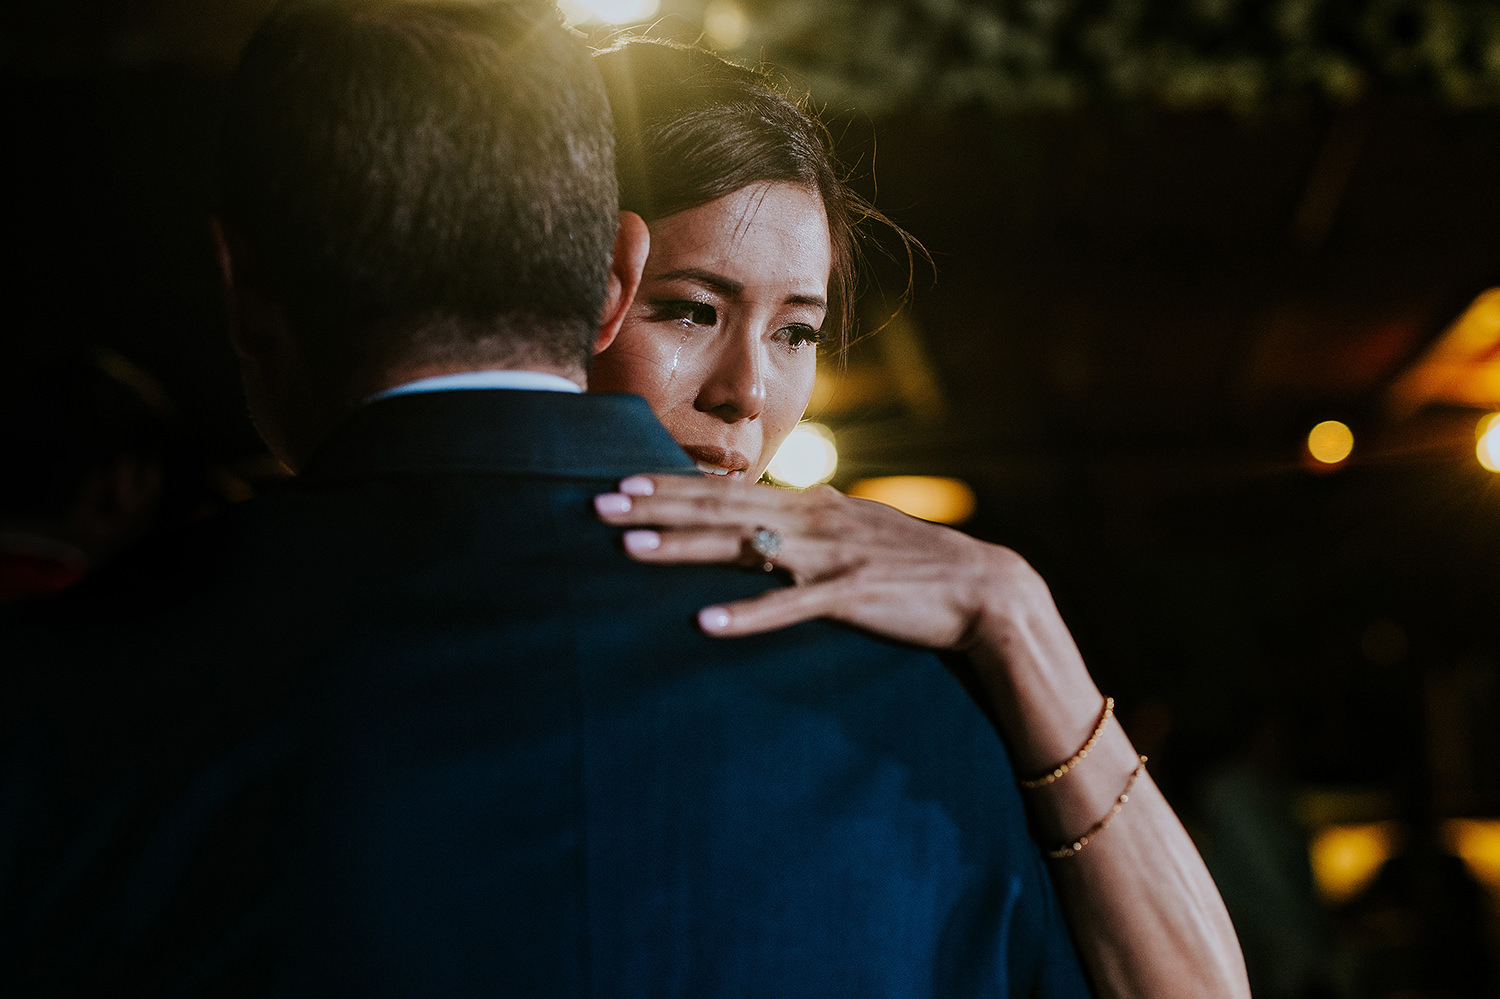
[{"xmin": 301, "ymin": 389, "xmax": 697, "ymax": 482}]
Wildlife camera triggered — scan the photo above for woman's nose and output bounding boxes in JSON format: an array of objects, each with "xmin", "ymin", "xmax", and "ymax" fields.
[{"xmin": 694, "ymin": 337, "xmax": 765, "ymax": 423}]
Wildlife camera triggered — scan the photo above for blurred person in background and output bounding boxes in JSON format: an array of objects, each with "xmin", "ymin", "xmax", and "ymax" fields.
[{"xmin": 0, "ymin": 347, "xmax": 172, "ymax": 602}]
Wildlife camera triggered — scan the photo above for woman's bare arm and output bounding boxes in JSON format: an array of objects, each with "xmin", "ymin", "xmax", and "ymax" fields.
[{"xmin": 594, "ymin": 475, "xmax": 1250, "ymax": 999}]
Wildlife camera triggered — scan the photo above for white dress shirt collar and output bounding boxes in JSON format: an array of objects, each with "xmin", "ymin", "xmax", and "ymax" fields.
[{"xmin": 366, "ymin": 370, "xmax": 583, "ymax": 404}]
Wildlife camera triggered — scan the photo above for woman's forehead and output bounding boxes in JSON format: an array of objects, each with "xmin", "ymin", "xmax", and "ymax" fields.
[{"xmin": 644, "ymin": 183, "xmax": 832, "ymax": 288}]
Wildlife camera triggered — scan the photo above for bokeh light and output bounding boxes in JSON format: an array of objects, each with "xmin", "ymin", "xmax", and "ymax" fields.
[
  {"xmin": 1306, "ymin": 419, "xmax": 1354, "ymax": 466},
  {"xmin": 703, "ymin": 0, "xmax": 751, "ymax": 50},
  {"xmin": 556, "ymin": 0, "xmax": 659, "ymax": 26},
  {"xmin": 848, "ymin": 476, "xmax": 977, "ymax": 525},
  {"xmin": 1477, "ymin": 412, "xmax": 1500, "ymax": 472},
  {"xmin": 1309, "ymin": 822, "xmax": 1396, "ymax": 904},
  {"xmin": 764, "ymin": 423, "xmax": 837, "ymax": 488},
  {"xmin": 1446, "ymin": 819, "xmax": 1500, "ymax": 897}
]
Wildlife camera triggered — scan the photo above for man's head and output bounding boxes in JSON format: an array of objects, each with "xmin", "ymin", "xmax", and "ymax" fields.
[{"xmin": 216, "ymin": 0, "xmax": 641, "ymax": 468}]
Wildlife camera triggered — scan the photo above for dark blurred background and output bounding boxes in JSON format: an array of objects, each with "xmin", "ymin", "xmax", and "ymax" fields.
[{"xmin": 6, "ymin": 1, "xmax": 1500, "ymax": 995}]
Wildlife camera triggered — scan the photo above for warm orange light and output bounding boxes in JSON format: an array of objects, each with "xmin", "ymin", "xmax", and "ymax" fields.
[
  {"xmin": 1445, "ymin": 819, "xmax": 1500, "ymax": 896},
  {"xmin": 1309, "ymin": 822, "xmax": 1396, "ymax": 903},
  {"xmin": 1310, "ymin": 818, "xmax": 1500, "ymax": 904},
  {"xmin": 848, "ymin": 476, "xmax": 977, "ymax": 525},
  {"xmin": 1307, "ymin": 420, "xmax": 1354, "ymax": 465},
  {"xmin": 1477, "ymin": 412, "xmax": 1500, "ymax": 472},
  {"xmin": 1387, "ymin": 288, "xmax": 1500, "ymax": 415}
]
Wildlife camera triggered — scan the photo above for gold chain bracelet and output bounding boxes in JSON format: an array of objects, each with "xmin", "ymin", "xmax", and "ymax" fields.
[
  {"xmin": 1045, "ymin": 755, "xmax": 1148, "ymax": 860},
  {"xmin": 1019, "ymin": 696, "xmax": 1113, "ymax": 789}
]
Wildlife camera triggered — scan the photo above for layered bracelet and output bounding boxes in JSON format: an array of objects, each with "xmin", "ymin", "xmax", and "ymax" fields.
[
  {"xmin": 1018, "ymin": 696, "xmax": 1114, "ymax": 789},
  {"xmin": 1044, "ymin": 755, "xmax": 1148, "ymax": 859},
  {"xmin": 1019, "ymin": 695, "xmax": 1147, "ymax": 859}
]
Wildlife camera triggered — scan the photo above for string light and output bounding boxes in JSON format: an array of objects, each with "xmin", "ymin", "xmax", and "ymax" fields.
[{"xmin": 1306, "ymin": 420, "xmax": 1354, "ymax": 466}]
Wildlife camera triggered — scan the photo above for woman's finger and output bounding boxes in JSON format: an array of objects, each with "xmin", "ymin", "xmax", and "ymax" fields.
[
  {"xmin": 696, "ymin": 581, "xmax": 847, "ymax": 637},
  {"xmin": 594, "ymin": 487, "xmax": 763, "ymax": 527},
  {"xmin": 594, "ymin": 476, "xmax": 824, "ymax": 529},
  {"xmin": 621, "ymin": 523, "xmax": 831, "ymax": 578},
  {"xmin": 619, "ymin": 527, "xmax": 753, "ymax": 565}
]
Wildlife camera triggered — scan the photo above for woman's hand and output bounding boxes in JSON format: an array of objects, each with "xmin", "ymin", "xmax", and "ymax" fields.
[
  {"xmin": 593, "ymin": 474, "xmax": 1044, "ymax": 652},
  {"xmin": 595, "ymin": 473, "xmax": 1252, "ymax": 999},
  {"xmin": 593, "ymin": 472, "xmax": 1098, "ymax": 772}
]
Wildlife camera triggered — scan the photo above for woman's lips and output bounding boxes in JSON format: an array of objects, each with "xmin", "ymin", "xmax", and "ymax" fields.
[{"xmin": 682, "ymin": 444, "xmax": 750, "ymax": 479}]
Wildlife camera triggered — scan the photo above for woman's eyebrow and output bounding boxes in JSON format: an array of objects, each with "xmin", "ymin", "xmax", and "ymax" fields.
[
  {"xmin": 655, "ymin": 267, "xmax": 827, "ymax": 310},
  {"xmin": 654, "ymin": 267, "xmax": 742, "ymax": 296},
  {"xmin": 786, "ymin": 292, "xmax": 828, "ymax": 310}
]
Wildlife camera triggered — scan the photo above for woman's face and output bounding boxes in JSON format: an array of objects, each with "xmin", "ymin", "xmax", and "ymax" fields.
[{"xmin": 591, "ymin": 182, "xmax": 832, "ymax": 481}]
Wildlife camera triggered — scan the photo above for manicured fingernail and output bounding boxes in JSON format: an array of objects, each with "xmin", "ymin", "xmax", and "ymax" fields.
[
  {"xmin": 594, "ymin": 493, "xmax": 631, "ymax": 515},
  {"xmin": 698, "ymin": 606, "xmax": 731, "ymax": 632},
  {"xmin": 619, "ymin": 476, "xmax": 655, "ymax": 496},
  {"xmin": 622, "ymin": 529, "xmax": 660, "ymax": 553}
]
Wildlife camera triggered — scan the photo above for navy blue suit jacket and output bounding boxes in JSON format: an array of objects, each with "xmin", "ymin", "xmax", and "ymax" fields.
[{"xmin": 3, "ymin": 390, "xmax": 1091, "ymax": 997}]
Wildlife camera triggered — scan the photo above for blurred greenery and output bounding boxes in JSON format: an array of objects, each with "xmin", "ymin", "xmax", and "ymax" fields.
[
  {"xmin": 8, "ymin": 1, "xmax": 1500, "ymax": 114},
  {"xmin": 720, "ymin": 0, "xmax": 1500, "ymax": 113}
]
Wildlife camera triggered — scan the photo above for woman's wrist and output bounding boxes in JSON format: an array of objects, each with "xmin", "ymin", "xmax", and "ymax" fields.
[
  {"xmin": 1019, "ymin": 718, "xmax": 1148, "ymax": 847},
  {"xmin": 960, "ymin": 548, "xmax": 1106, "ymax": 773}
]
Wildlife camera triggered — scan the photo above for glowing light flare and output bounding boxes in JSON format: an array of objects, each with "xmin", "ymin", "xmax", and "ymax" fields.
[
  {"xmin": 1477, "ymin": 412, "xmax": 1500, "ymax": 472},
  {"xmin": 556, "ymin": 0, "xmax": 659, "ymax": 26},
  {"xmin": 1309, "ymin": 822, "xmax": 1396, "ymax": 904},
  {"xmin": 703, "ymin": 0, "xmax": 751, "ymax": 49},
  {"xmin": 848, "ymin": 476, "xmax": 978, "ymax": 525},
  {"xmin": 764, "ymin": 423, "xmax": 837, "ymax": 488},
  {"xmin": 1306, "ymin": 419, "xmax": 1354, "ymax": 466}
]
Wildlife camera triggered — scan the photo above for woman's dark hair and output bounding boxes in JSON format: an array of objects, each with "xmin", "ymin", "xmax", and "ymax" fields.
[{"xmin": 595, "ymin": 39, "xmax": 909, "ymax": 353}]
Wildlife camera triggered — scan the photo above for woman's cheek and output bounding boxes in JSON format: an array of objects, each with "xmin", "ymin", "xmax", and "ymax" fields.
[
  {"xmin": 591, "ymin": 328, "xmax": 674, "ymax": 400},
  {"xmin": 779, "ymin": 355, "xmax": 818, "ymax": 423},
  {"xmin": 757, "ymin": 362, "xmax": 818, "ymax": 474}
]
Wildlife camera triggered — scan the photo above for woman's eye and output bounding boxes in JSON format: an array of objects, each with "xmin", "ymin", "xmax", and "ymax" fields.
[
  {"xmin": 779, "ymin": 324, "xmax": 824, "ymax": 350},
  {"xmin": 650, "ymin": 300, "xmax": 717, "ymax": 327}
]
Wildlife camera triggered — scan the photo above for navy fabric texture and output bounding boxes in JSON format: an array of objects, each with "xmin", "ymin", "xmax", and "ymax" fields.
[{"xmin": 2, "ymin": 390, "xmax": 1092, "ymax": 997}]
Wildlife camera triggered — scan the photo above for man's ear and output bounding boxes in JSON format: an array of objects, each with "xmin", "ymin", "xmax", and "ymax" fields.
[
  {"xmin": 209, "ymin": 215, "xmax": 310, "ymax": 469},
  {"xmin": 210, "ymin": 216, "xmax": 244, "ymax": 344},
  {"xmin": 595, "ymin": 211, "xmax": 649, "ymax": 355},
  {"xmin": 211, "ymin": 216, "xmax": 277, "ymax": 364}
]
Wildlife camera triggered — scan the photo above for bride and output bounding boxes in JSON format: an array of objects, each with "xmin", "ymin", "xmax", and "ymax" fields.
[{"xmin": 588, "ymin": 38, "xmax": 1250, "ymax": 999}]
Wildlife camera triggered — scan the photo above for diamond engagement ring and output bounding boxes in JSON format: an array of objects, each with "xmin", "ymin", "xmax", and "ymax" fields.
[{"xmin": 748, "ymin": 527, "xmax": 782, "ymax": 572}]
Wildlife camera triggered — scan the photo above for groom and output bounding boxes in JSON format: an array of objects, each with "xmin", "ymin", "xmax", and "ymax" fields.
[{"xmin": 3, "ymin": 1, "xmax": 1090, "ymax": 995}]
